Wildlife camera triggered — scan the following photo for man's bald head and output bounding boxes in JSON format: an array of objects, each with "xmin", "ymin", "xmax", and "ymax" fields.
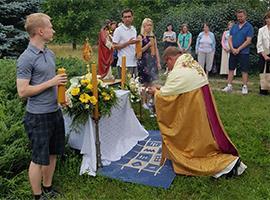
[
  {"xmin": 162, "ymin": 47, "xmax": 182, "ymax": 60},
  {"xmin": 163, "ymin": 47, "xmax": 182, "ymax": 71}
]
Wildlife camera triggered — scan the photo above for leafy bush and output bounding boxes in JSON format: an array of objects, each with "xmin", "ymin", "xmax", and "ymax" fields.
[
  {"xmin": 0, "ymin": 59, "xmax": 31, "ymax": 199},
  {"xmin": 155, "ymin": 1, "xmax": 267, "ymax": 72},
  {"xmin": 56, "ymin": 57, "xmax": 85, "ymax": 78}
]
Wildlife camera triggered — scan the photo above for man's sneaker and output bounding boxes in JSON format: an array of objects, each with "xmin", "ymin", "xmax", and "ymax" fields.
[
  {"xmin": 42, "ymin": 187, "xmax": 61, "ymax": 199},
  {"xmin": 163, "ymin": 68, "xmax": 168, "ymax": 75},
  {"xmin": 241, "ymin": 85, "xmax": 248, "ymax": 95},
  {"xmin": 38, "ymin": 194, "xmax": 48, "ymax": 200},
  {"xmin": 222, "ymin": 85, "xmax": 233, "ymax": 93}
]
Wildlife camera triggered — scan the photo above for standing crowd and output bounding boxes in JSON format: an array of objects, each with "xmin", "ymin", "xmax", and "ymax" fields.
[{"xmin": 100, "ymin": 8, "xmax": 270, "ymax": 96}]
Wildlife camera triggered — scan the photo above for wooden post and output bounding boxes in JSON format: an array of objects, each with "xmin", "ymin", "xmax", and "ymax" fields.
[{"xmin": 91, "ymin": 63, "xmax": 102, "ymax": 169}]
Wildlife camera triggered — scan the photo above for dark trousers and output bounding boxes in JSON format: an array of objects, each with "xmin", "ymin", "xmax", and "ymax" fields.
[{"xmin": 259, "ymin": 54, "xmax": 270, "ymax": 95}]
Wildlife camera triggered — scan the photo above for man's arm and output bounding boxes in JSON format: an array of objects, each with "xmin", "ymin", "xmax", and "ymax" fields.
[
  {"xmin": 113, "ymin": 38, "xmax": 138, "ymax": 50},
  {"xmin": 17, "ymin": 74, "xmax": 67, "ymax": 98},
  {"xmin": 228, "ymin": 36, "xmax": 237, "ymax": 55},
  {"xmin": 235, "ymin": 37, "xmax": 252, "ymax": 53}
]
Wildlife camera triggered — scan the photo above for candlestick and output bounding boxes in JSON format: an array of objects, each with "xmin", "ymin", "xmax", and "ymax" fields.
[
  {"xmin": 91, "ymin": 63, "xmax": 99, "ymax": 119},
  {"xmin": 57, "ymin": 67, "xmax": 66, "ymax": 104},
  {"xmin": 150, "ymin": 37, "xmax": 156, "ymax": 56},
  {"xmin": 121, "ymin": 56, "xmax": 126, "ymax": 89}
]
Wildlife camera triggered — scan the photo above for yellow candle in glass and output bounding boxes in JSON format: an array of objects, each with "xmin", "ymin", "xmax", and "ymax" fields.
[
  {"xmin": 121, "ymin": 56, "xmax": 126, "ymax": 89},
  {"xmin": 136, "ymin": 36, "xmax": 142, "ymax": 59},
  {"xmin": 57, "ymin": 67, "xmax": 66, "ymax": 104},
  {"xmin": 150, "ymin": 37, "xmax": 156, "ymax": 56},
  {"xmin": 91, "ymin": 63, "xmax": 99, "ymax": 119}
]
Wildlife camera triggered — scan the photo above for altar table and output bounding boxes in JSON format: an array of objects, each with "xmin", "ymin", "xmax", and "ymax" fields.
[{"xmin": 64, "ymin": 90, "xmax": 149, "ymax": 176}]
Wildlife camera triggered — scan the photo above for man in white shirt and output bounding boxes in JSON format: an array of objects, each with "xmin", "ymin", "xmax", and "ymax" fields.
[{"xmin": 113, "ymin": 8, "xmax": 139, "ymax": 77}]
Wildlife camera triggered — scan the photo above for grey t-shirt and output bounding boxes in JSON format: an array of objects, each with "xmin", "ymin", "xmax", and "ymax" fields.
[{"xmin": 17, "ymin": 43, "xmax": 59, "ymax": 114}]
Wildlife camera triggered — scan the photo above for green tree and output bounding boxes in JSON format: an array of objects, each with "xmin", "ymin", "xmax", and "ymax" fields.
[
  {"xmin": 42, "ymin": 0, "xmax": 113, "ymax": 49},
  {"xmin": 0, "ymin": 0, "xmax": 40, "ymax": 58}
]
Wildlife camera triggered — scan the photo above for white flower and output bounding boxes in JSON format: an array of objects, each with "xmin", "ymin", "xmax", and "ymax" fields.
[{"xmin": 65, "ymin": 92, "xmax": 73, "ymax": 108}]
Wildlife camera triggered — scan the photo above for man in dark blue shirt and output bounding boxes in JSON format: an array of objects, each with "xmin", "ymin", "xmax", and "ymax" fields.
[{"xmin": 222, "ymin": 9, "xmax": 254, "ymax": 94}]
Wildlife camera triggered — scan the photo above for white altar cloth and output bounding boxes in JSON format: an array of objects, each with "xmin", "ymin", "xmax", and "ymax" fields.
[{"xmin": 64, "ymin": 90, "xmax": 148, "ymax": 176}]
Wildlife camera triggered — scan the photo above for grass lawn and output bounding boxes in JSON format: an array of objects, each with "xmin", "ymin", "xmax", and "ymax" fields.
[
  {"xmin": 54, "ymin": 82, "xmax": 270, "ymax": 200},
  {"xmin": 16, "ymin": 86, "xmax": 268, "ymax": 200},
  {"xmin": 1, "ymin": 45, "xmax": 270, "ymax": 199},
  {"xmin": 48, "ymin": 43, "xmax": 98, "ymax": 61}
]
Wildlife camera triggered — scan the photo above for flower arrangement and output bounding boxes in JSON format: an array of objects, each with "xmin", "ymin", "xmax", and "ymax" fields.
[
  {"xmin": 124, "ymin": 74, "xmax": 142, "ymax": 103},
  {"xmin": 64, "ymin": 73, "xmax": 118, "ymax": 126}
]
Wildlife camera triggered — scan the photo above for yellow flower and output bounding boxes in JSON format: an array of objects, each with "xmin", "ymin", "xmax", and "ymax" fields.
[
  {"xmin": 98, "ymin": 79, "xmax": 103, "ymax": 85},
  {"xmin": 101, "ymin": 92, "xmax": 107, "ymax": 96},
  {"xmin": 79, "ymin": 93, "xmax": 91, "ymax": 103},
  {"xmin": 86, "ymin": 83, "xmax": 93, "ymax": 90},
  {"xmin": 81, "ymin": 79, "xmax": 90, "ymax": 86},
  {"xmin": 104, "ymin": 95, "xmax": 111, "ymax": 101},
  {"xmin": 89, "ymin": 96, "xmax": 97, "ymax": 105},
  {"xmin": 71, "ymin": 87, "xmax": 80, "ymax": 96}
]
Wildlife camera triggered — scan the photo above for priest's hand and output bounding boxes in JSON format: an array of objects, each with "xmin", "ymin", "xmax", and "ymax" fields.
[{"xmin": 147, "ymin": 86, "xmax": 157, "ymax": 95}]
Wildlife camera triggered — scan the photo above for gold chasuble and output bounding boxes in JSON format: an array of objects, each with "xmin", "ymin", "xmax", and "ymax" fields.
[{"xmin": 155, "ymin": 54, "xmax": 238, "ymax": 176}]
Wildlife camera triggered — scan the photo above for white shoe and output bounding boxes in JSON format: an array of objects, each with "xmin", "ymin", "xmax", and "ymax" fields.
[
  {"xmin": 241, "ymin": 85, "xmax": 248, "ymax": 95},
  {"xmin": 222, "ymin": 85, "xmax": 233, "ymax": 93},
  {"xmin": 163, "ymin": 69, "xmax": 168, "ymax": 75},
  {"xmin": 142, "ymin": 103, "xmax": 150, "ymax": 110}
]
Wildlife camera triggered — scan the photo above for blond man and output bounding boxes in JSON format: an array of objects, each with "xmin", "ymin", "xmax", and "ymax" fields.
[{"xmin": 16, "ymin": 13, "xmax": 67, "ymax": 200}]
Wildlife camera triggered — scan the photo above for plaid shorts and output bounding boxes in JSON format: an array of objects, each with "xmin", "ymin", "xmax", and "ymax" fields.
[{"xmin": 23, "ymin": 109, "xmax": 65, "ymax": 165}]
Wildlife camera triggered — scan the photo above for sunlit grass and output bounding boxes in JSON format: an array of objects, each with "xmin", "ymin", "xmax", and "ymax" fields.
[{"xmin": 48, "ymin": 43, "xmax": 98, "ymax": 62}]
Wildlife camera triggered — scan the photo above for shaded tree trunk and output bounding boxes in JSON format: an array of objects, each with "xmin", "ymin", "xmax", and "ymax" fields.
[{"xmin": 72, "ymin": 40, "xmax": 77, "ymax": 50}]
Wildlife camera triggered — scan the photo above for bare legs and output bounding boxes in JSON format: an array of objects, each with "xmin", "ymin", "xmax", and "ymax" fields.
[
  {"xmin": 29, "ymin": 162, "xmax": 42, "ymax": 195},
  {"xmin": 242, "ymin": 72, "xmax": 248, "ymax": 85},
  {"xmin": 42, "ymin": 155, "xmax": 57, "ymax": 187},
  {"xmin": 227, "ymin": 70, "xmax": 235, "ymax": 84},
  {"xmin": 29, "ymin": 155, "xmax": 57, "ymax": 195}
]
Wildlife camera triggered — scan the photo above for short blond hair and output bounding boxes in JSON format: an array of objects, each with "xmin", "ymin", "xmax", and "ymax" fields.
[{"xmin": 24, "ymin": 13, "xmax": 51, "ymax": 37}]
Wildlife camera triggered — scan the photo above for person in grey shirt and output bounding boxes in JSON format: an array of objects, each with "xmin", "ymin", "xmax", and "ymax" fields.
[{"xmin": 16, "ymin": 13, "xmax": 67, "ymax": 200}]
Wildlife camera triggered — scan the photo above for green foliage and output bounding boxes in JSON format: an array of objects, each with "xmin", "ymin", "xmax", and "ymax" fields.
[
  {"xmin": 41, "ymin": 0, "xmax": 191, "ymax": 47},
  {"xmin": 0, "ymin": 59, "xmax": 31, "ymax": 199},
  {"xmin": 155, "ymin": 0, "xmax": 267, "ymax": 72},
  {"xmin": 0, "ymin": 0, "xmax": 40, "ymax": 58},
  {"xmin": 42, "ymin": 0, "xmax": 112, "ymax": 48},
  {"xmin": 56, "ymin": 57, "xmax": 85, "ymax": 78}
]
